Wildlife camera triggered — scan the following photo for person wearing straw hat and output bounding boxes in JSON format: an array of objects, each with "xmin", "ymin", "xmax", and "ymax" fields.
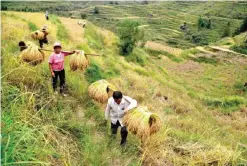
[
  {"xmin": 39, "ymin": 25, "xmax": 49, "ymax": 48},
  {"xmin": 105, "ymin": 91, "xmax": 137, "ymax": 146},
  {"xmin": 49, "ymin": 42, "xmax": 75, "ymax": 96}
]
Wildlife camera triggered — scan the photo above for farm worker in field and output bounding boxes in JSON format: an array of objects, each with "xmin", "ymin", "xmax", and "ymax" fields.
[
  {"xmin": 39, "ymin": 25, "xmax": 49, "ymax": 48},
  {"xmin": 48, "ymin": 42, "xmax": 75, "ymax": 96},
  {"xmin": 45, "ymin": 11, "xmax": 49, "ymax": 20},
  {"xmin": 18, "ymin": 41, "xmax": 27, "ymax": 51},
  {"xmin": 105, "ymin": 91, "xmax": 137, "ymax": 145}
]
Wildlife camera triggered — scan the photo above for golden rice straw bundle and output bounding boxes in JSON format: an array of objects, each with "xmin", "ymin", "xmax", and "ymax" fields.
[
  {"xmin": 69, "ymin": 50, "xmax": 89, "ymax": 71},
  {"xmin": 88, "ymin": 79, "xmax": 117, "ymax": 103},
  {"xmin": 123, "ymin": 106, "xmax": 162, "ymax": 141},
  {"xmin": 31, "ymin": 30, "xmax": 45, "ymax": 40},
  {"xmin": 20, "ymin": 42, "xmax": 45, "ymax": 65}
]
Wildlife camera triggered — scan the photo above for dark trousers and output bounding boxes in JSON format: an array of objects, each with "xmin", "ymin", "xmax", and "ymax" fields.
[
  {"xmin": 39, "ymin": 38, "xmax": 48, "ymax": 48},
  {"xmin": 52, "ymin": 69, "xmax": 65, "ymax": 93},
  {"xmin": 111, "ymin": 120, "xmax": 128, "ymax": 145}
]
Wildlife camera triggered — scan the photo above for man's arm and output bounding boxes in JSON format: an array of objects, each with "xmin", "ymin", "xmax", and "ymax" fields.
[
  {"xmin": 124, "ymin": 96, "xmax": 137, "ymax": 112},
  {"xmin": 105, "ymin": 100, "xmax": 111, "ymax": 121}
]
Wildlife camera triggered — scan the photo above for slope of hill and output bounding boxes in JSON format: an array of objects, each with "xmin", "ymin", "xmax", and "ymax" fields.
[
  {"xmin": 2, "ymin": 1, "xmax": 247, "ymax": 49},
  {"xmin": 2, "ymin": 10, "xmax": 247, "ymax": 166}
]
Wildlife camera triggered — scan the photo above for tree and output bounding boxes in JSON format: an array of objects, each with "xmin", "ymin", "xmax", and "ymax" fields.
[
  {"xmin": 206, "ymin": 19, "xmax": 212, "ymax": 29},
  {"xmin": 117, "ymin": 20, "xmax": 143, "ymax": 55},
  {"xmin": 233, "ymin": 17, "xmax": 247, "ymax": 36},
  {"xmin": 239, "ymin": 17, "xmax": 247, "ymax": 33},
  {"xmin": 198, "ymin": 17, "xmax": 206, "ymax": 29},
  {"xmin": 222, "ymin": 22, "xmax": 231, "ymax": 37},
  {"xmin": 1, "ymin": 6, "xmax": 7, "ymax": 11},
  {"xmin": 81, "ymin": 13, "xmax": 87, "ymax": 19},
  {"xmin": 94, "ymin": 7, "xmax": 99, "ymax": 14},
  {"xmin": 142, "ymin": 1, "xmax": 148, "ymax": 4}
]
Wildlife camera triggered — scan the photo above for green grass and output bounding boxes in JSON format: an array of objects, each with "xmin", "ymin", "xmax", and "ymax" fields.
[
  {"xmin": 231, "ymin": 45, "xmax": 247, "ymax": 55},
  {"xmin": 190, "ymin": 56, "xmax": 218, "ymax": 65},
  {"xmin": 2, "ymin": 7, "xmax": 247, "ymax": 165},
  {"xmin": 27, "ymin": 22, "xmax": 38, "ymax": 31},
  {"xmin": 203, "ymin": 96, "xmax": 245, "ymax": 113},
  {"xmin": 50, "ymin": 15, "xmax": 69, "ymax": 44},
  {"xmin": 125, "ymin": 49, "xmax": 147, "ymax": 66},
  {"xmin": 84, "ymin": 23, "xmax": 104, "ymax": 50},
  {"xmin": 85, "ymin": 63, "xmax": 105, "ymax": 83},
  {"xmin": 146, "ymin": 49, "xmax": 182, "ymax": 62}
]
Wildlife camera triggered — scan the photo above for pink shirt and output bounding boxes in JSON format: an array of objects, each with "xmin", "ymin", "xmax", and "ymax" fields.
[{"xmin": 48, "ymin": 52, "xmax": 69, "ymax": 71}]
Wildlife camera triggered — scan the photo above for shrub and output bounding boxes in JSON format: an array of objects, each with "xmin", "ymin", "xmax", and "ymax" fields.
[
  {"xmin": 231, "ymin": 45, "xmax": 247, "ymax": 55},
  {"xmin": 94, "ymin": 7, "xmax": 99, "ymax": 14},
  {"xmin": 190, "ymin": 56, "xmax": 218, "ymax": 65},
  {"xmin": 28, "ymin": 22, "xmax": 38, "ymax": 31},
  {"xmin": 146, "ymin": 49, "xmax": 182, "ymax": 62},
  {"xmin": 125, "ymin": 49, "xmax": 146, "ymax": 66},
  {"xmin": 198, "ymin": 17, "xmax": 206, "ymax": 29},
  {"xmin": 85, "ymin": 63, "xmax": 104, "ymax": 83},
  {"xmin": 204, "ymin": 96, "xmax": 245, "ymax": 112},
  {"xmin": 1, "ymin": 6, "xmax": 8, "ymax": 10},
  {"xmin": 191, "ymin": 32, "xmax": 208, "ymax": 45},
  {"xmin": 81, "ymin": 13, "xmax": 87, "ymax": 19},
  {"xmin": 222, "ymin": 22, "xmax": 231, "ymax": 37},
  {"xmin": 233, "ymin": 17, "xmax": 247, "ymax": 36},
  {"xmin": 117, "ymin": 20, "xmax": 143, "ymax": 55}
]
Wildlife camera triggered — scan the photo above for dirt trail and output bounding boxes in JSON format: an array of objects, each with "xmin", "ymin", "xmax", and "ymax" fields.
[
  {"xmin": 196, "ymin": 46, "xmax": 217, "ymax": 56},
  {"xmin": 209, "ymin": 46, "xmax": 247, "ymax": 57},
  {"xmin": 60, "ymin": 17, "xmax": 86, "ymax": 43},
  {"xmin": 145, "ymin": 41, "xmax": 182, "ymax": 56}
]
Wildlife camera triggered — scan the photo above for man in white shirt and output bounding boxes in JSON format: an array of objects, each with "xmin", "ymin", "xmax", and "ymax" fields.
[{"xmin": 105, "ymin": 91, "xmax": 137, "ymax": 145}]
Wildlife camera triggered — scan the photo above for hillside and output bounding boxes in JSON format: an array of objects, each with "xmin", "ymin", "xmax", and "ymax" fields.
[
  {"xmin": 2, "ymin": 1, "xmax": 247, "ymax": 50},
  {"xmin": 2, "ymin": 9, "xmax": 247, "ymax": 166}
]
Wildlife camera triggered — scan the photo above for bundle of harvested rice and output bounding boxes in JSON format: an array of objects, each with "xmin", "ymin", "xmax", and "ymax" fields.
[
  {"xmin": 123, "ymin": 106, "xmax": 162, "ymax": 141},
  {"xmin": 31, "ymin": 30, "xmax": 45, "ymax": 40},
  {"xmin": 69, "ymin": 50, "xmax": 89, "ymax": 71},
  {"xmin": 20, "ymin": 42, "xmax": 45, "ymax": 65},
  {"xmin": 88, "ymin": 79, "xmax": 117, "ymax": 103}
]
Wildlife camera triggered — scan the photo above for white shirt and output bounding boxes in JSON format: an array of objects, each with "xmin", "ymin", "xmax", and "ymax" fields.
[{"xmin": 105, "ymin": 96, "xmax": 137, "ymax": 126}]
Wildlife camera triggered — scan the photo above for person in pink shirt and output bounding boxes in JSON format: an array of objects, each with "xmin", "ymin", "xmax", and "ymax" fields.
[{"xmin": 49, "ymin": 42, "xmax": 75, "ymax": 96}]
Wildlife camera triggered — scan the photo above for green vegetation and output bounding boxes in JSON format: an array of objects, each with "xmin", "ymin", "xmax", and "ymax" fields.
[
  {"xmin": 50, "ymin": 15, "xmax": 69, "ymax": 44},
  {"xmin": 85, "ymin": 63, "xmax": 104, "ymax": 83},
  {"xmin": 94, "ymin": 6, "xmax": 99, "ymax": 14},
  {"xmin": 80, "ymin": 13, "xmax": 87, "ymax": 19},
  {"xmin": 204, "ymin": 96, "xmax": 245, "ymax": 113},
  {"xmin": 146, "ymin": 49, "xmax": 182, "ymax": 62},
  {"xmin": 27, "ymin": 22, "xmax": 38, "ymax": 31},
  {"xmin": 2, "ymin": 1, "xmax": 247, "ymax": 164},
  {"xmin": 190, "ymin": 56, "xmax": 218, "ymax": 65},
  {"xmin": 118, "ymin": 20, "xmax": 142, "ymax": 55},
  {"xmin": 234, "ymin": 17, "xmax": 247, "ymax": 36},
  {"xmin": 2, "ymin": 1, "xmax": 246, "ymax": 49}
]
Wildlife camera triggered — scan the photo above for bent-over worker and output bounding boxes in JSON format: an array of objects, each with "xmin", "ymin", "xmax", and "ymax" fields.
[
  {"xmin": 105, "ymin": 91, "xmax": 137, "ymax": 145},
  {"xmin": 39, "ymin": 25, "xmax": 49, "ymax": 48}
]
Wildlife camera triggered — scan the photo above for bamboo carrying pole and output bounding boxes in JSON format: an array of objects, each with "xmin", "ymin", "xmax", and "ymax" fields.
[
  {"xmin": 40, "ymin": 48, "xmax": 100, "ymax": 56},
  {"xmin": 20, "ymin": 46, "xmax": 100, "ymax": 56}
]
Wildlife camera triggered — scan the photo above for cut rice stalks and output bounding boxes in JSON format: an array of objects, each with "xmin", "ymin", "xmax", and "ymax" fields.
[
  {"xmin": 88, "ymin": 79, "xmax": 117, "ymax": 103},
  {"xmin": 123, "ymin": 106, "xmax": 162, "ymax": 141},
  {"xmin": 20, "ymin": 42, "xmax": 45, "ymax": 65},
  {"xmin": 31, "ymin": 30, "xmax": 45, "ymax": 40},
  {"xmin": 69, "ymin": 50, "xmax": 89, "ymax": 71}
]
